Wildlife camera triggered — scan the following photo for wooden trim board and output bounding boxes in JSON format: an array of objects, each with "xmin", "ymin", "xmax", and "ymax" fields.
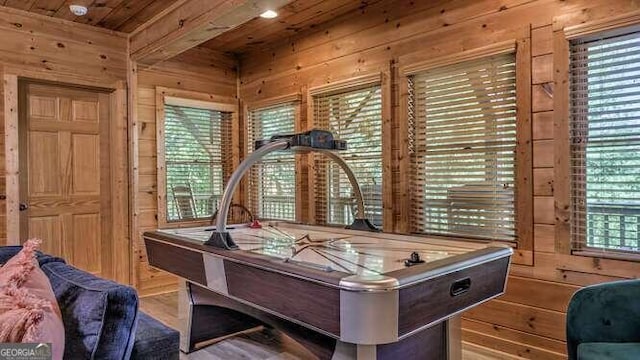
[
  {"xmin": 401, "ymin": 40, "xmax": 517, "ymax": 75},
  {"xmin": 246, "ymin": 93, "xmax": 302, "ymax": 111},
  {"xmin": 308, "ymin": 73, "xmax": 382, "ymax": 96},
  {"xmin": 3, "ymin": 74, "xmax": 18, "ymax": 245},
  {"xmin": 514, "ymin": 31, "xmax": 534, "ymax": 266}
]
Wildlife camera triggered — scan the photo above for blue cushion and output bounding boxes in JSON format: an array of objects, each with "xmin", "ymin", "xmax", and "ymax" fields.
[
  {"xmin": 131, "ymin": 312, "xmax": 180, "ymax": 360},
  {"xmin": 578, "ymin": 342, "xmax": 640, "ymax": 360},
  {"xmin": 0, "ymin": 246, "xmax": 65, "ymax": 266},
  {"xmin": 42, "ymin": 262, "xmax": 139, "ymax": 360}
]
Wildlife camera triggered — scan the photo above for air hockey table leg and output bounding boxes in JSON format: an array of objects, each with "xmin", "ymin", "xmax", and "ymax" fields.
[
  {"xmin": 178, "ymin": 280, "xmax": 192, "ymax": 352},
  {"xmin": 179, "ymin": 280, "xmax": 263, "ymax": 353},
  {"xmin": 356, "ymin": 345, "xmax": 376, "ymax": 359},
  {"xmin": 180, "ymin": 281, "xmax": 339, "ymax": 358},
  {"xmin": 447, "ymin": 315, "xmax": 462, "ymax": 360},
  {"xmin": 322, "ymin": 342, "xmax": 377, "ymax": 360}
]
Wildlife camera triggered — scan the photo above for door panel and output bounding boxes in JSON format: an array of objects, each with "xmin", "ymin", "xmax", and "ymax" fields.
[
  {"xmin": 29, "ymin": 216, "xmax": 62, "ymax": 255},
  {"xmin": 20, "ymin": 83, "xmax": 111, "ymax": 277},
  {"xmin": 28, "ymin": 132, "xmax": 60, "ymax": 196},
  {"xmin": 72, "ymin": 134, "xmax": 100, "ymax": 194},
  {"xmin": 72, "ymin": 213, "xmax": 101, "ymax": 274},
  {"xmin": 29, "ymin": 96, "xmax": 57, "ymax": 119},
  {"xmin": 72, "ymin": 100, "xmax": 99, "ymax": 123}
]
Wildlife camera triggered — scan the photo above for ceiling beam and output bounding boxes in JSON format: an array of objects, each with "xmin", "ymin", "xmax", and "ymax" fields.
[{"xmin": 129, "ymin": 0, "xmax": 290, "ymax": 66}]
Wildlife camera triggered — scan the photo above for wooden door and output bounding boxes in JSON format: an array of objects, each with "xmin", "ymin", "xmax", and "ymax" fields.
[{"xmin": 19, "ymin": 83, "xmax": 112, "ymax": 277}]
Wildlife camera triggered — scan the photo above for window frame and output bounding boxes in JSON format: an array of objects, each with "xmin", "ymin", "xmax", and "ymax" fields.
[
  {"xmin": 307, "ymin": 74, "xmax": 389, "ymax": 229},
  {"xmin": 561, "ymin": 17, "xmax": 640, "ymax": 258},
  {"xmin": 245, "ymin": 95, "xmax": 301, "ymax": 222},
  {"xmin": 398, "ymin": 39, "xmax": 534, "ymax": 265},
  {"xmin": 155, "ymin": 87, "xmax": 238, "ymax": 228}
]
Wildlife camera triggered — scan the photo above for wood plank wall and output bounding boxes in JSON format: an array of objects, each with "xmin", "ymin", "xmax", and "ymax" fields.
[
  {"xmin": 0, "ymin": 6, "xmax": 127, "ymax": 87},
  {"xmin": 0, "ymin": 72, "xmax": 4, "ymax": 246},
  {"xmin": 134, "ymin": 47, "xmax": 238, "ymax": 295},
  {"xmin": 238, "ymin": 1, "xmax": 640, "ymax": 358},
  {"xmin": 0, "ymin": 6, "xmax": 128, "ymax": 247}
]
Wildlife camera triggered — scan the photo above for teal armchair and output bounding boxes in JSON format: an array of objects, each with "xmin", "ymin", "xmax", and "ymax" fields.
[{"xmin": 567, "ymin": 280, "xmax": 640, "ymax": 360}]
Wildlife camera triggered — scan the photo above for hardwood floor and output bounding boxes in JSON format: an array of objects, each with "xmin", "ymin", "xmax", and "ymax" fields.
[{"xmin": 140, "ymin": 292, "xmax": 524, "ymax": 360}]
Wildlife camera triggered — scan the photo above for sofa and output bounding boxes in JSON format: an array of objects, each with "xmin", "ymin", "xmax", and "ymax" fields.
[
  {"xmin": 0, "ymin": 246, "xmax": 180, "ymax": 360},
  {"xmin": 566, "ymin": 279, "xmax": 640, "ymax": 360}
]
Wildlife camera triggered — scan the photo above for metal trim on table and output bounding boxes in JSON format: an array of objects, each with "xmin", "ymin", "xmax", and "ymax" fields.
[
  {"xmin": 339, "ymin": 275, "xmax": 400, "ymax": 291},
  {"xmin": 203, "ymin": 254, "xmax": 229, "ymax": 295},
  {"xmin": 339, "ymin": 287, "xmax": 399, "ymax": 344}
]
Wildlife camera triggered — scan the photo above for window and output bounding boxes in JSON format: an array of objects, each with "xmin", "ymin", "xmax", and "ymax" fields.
[
  {"xmin": 408, "ymin": 54, "xmax": 517, "ymax": 241},
  {"xmin": 163, "ymin": 104, "xmax": 232, "ymax": 222},
  {"xmin": 247, "ymin": 103, "xmax": 296, "ymax": 220},
  {"xmin": 313, "ymin": 84, "xmax": 383, "ymax": 227},
  {"xmin": 570, "ymin": 30, "xmax": 640, "ymax": 252}
]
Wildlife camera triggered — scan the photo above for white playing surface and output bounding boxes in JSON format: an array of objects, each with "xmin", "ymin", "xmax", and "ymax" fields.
[{"xmin": 157, "ymin": 223, "xmax": 487, "ymax": 276}]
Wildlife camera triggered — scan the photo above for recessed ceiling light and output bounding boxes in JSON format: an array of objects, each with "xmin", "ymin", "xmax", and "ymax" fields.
[
  {"xmin": 260, "ymin": 10, "xmax": 278, "ymax": 19},
  {"xmin": 69, "ymin": 4, "xmax": 88, "ymax": 16}
]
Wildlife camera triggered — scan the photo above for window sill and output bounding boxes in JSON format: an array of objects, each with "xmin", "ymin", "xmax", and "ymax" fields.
[
  {"xmin": 158, "ymin": 219, "xmax": 212, "ymax": 229},
  {"xmin": 573, "ymin": 249, "xmax": 640, "ymax": 263},
  {"xmin": 405, "ymin": 232, "xmax": 519, "ymax": 250}
]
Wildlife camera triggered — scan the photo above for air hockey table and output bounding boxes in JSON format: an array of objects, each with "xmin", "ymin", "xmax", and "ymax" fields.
[{"xmin": 144, "ymin": 222, "xmax": 512, "ymax": 360}]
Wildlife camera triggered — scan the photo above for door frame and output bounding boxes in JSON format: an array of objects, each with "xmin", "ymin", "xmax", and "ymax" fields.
[{"xmin": 3, "ymin": 74, "xmax": 130, "ymax": 284}]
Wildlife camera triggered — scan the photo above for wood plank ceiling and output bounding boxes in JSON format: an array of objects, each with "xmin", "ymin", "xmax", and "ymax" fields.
[
  {"xmin": 0, "ymin": 0, "xmax": 381, "ymax": 54},
  {"xmin": 198, "ymin": 0, "xmax": 377, "ymax": 54},
  {"xmin": 0, "ymin": 0, "xmax": 379, "ymax": 55},
  {"xmin": 0, "ymin": 0, "xmax": 181, "ymax": 33}
]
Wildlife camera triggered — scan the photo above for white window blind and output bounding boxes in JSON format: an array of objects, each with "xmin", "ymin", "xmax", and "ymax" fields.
[
  {"xmin": 570, "ymin": 31, "xmax": 640, "ymax": 252},
  {"xmin": 408, "ymin": 54, "xmax": 517, "ymax": 241},
  {"xmin": 313, "ymin": 84, "xmax": 383, "ymax": 227},
  {"xmin": 247, "ymin": 103, "xmax": 296, "ymax": 221},
  {"xmin": 164, "ymin": 104, "xmax": 232, "ymax": 222}
]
